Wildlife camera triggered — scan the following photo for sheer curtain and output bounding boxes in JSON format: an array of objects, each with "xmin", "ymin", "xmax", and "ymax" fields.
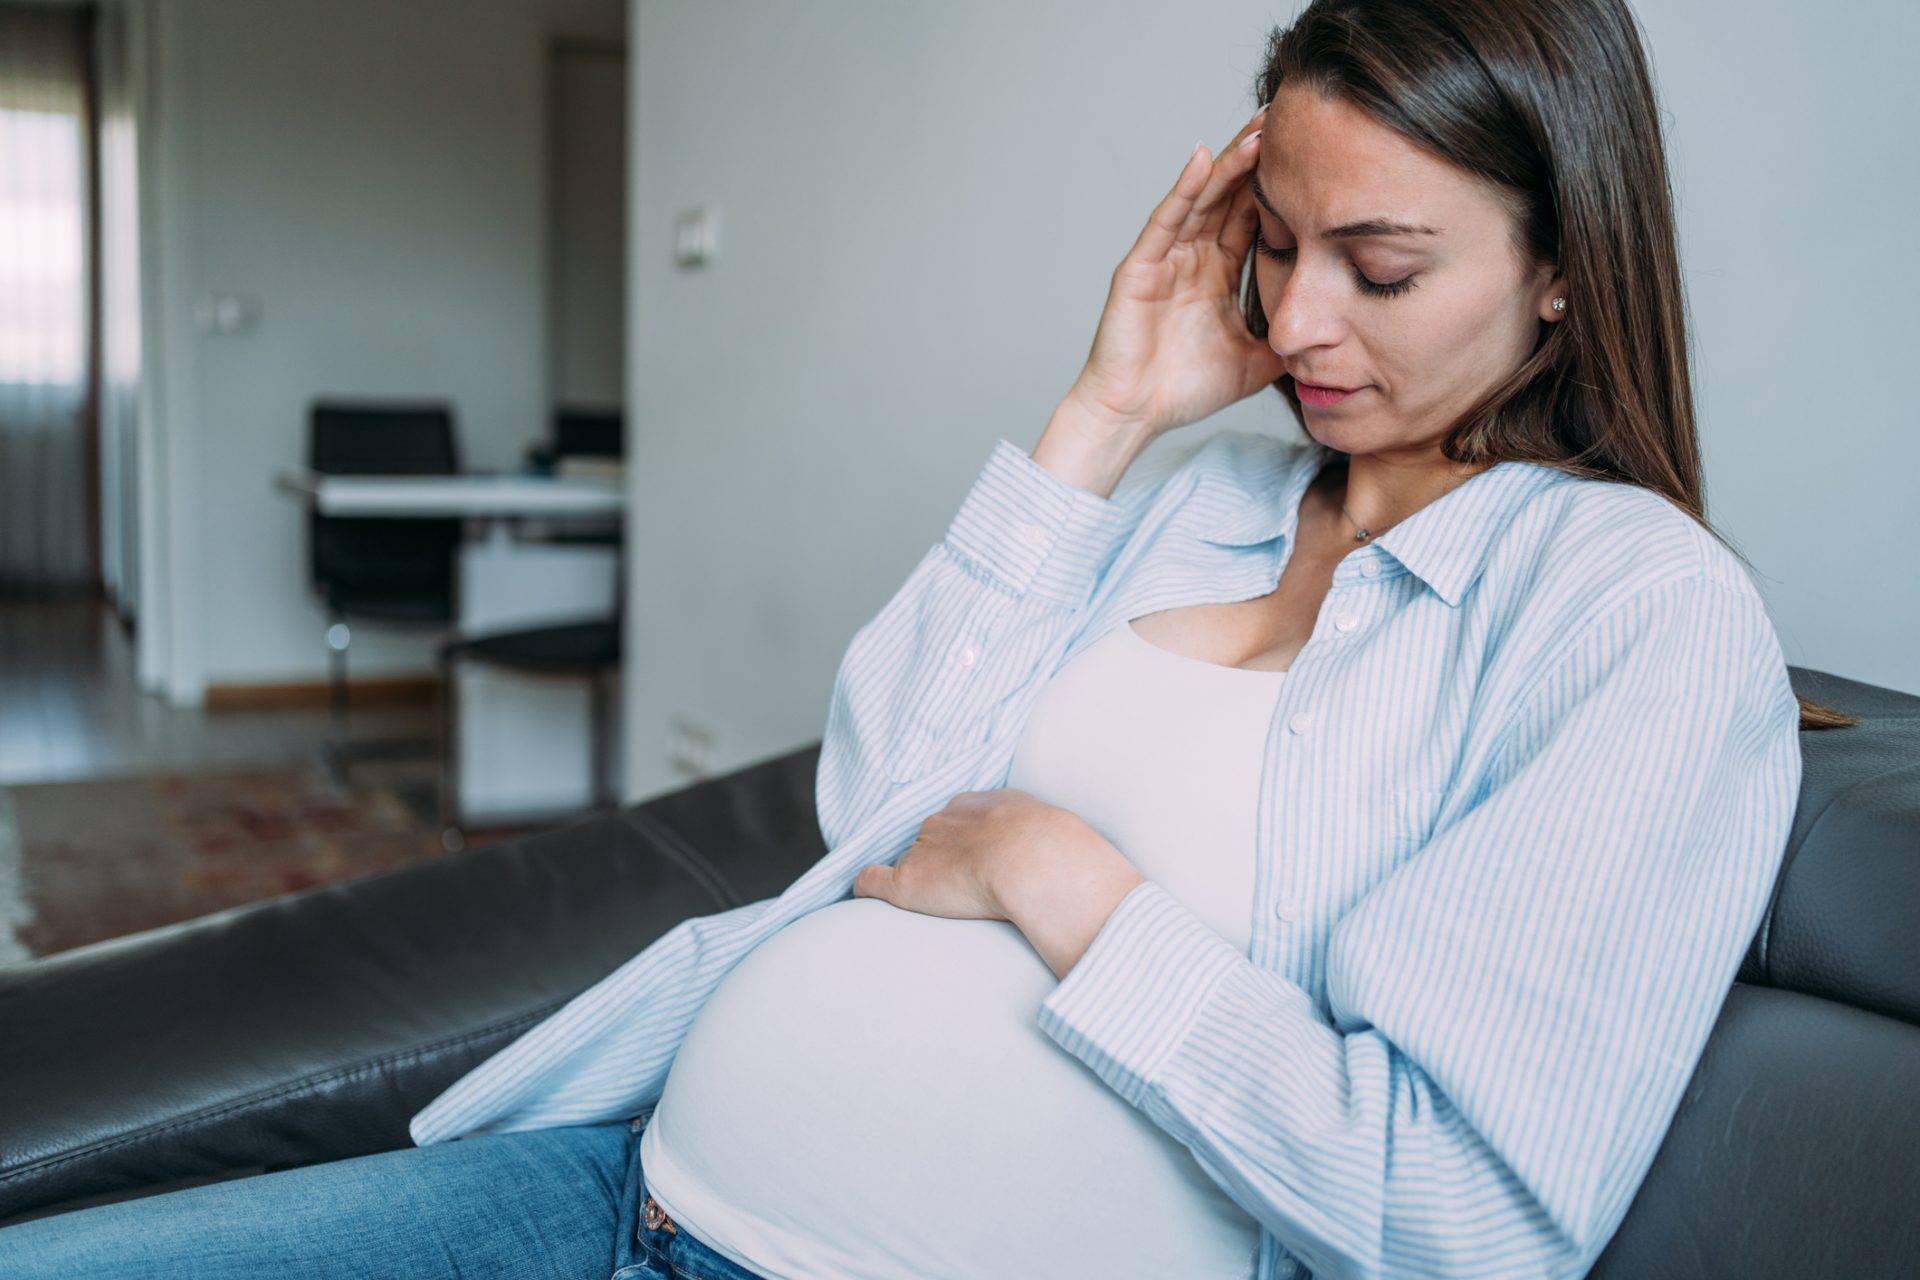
[{"xmin": 0, "ymin": 3, "xmax": 93, "ymax": 592}]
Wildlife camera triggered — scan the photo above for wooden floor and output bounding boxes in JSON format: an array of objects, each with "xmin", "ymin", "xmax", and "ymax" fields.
[{"xmin": 0, "ymin": 594, "xmax": 437, "ymax": 786}]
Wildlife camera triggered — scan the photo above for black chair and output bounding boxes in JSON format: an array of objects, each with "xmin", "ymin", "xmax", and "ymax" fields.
[
  {"xmin": 524, "ymin": 406, "xmax": 625, "ymax": 547},
  {"xmin": 305, "ymin": 400, "xmax": 463, "ymax": 778},
  {"xmin": 433, "ymin": 405, "xmax": 625, "ymax": 847},
  {"xmin": 435, "ymin": 612, "xmax": 623, "ymax": 850},
  {"xmin": 552, "ymin": 405, "xmax": 623, "ymax": 461},
  {"xmin": 521, "ymin": 407, "xmax": 623, "ymax": 474}
]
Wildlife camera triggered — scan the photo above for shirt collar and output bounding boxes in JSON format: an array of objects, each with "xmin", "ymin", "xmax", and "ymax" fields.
[{"xmin": 1198, "ymin": 436, "xmax": 1564, "ymax": 608}]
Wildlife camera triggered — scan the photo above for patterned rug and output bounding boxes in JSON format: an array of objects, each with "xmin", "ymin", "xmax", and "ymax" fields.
[{"xmin": 0, "ymin": 761, "xmax": 458, "ymax": 962}]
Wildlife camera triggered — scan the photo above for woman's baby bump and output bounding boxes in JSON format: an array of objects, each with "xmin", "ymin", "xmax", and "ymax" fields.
[{"xmin": 641, "ymin": 894, "xmax": 1261, "ymax": 1277}]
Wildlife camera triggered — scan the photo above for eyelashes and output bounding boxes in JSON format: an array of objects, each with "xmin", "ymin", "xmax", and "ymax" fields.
[{"xmin": 1252, "ymin": 230, "xmax": 1421, "ymax": 300}]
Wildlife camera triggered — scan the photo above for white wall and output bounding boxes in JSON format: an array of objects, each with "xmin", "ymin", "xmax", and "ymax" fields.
[
  {"xmin": 1633, "ymin": 0, "xmax": 1919, "ymax": 701},
  {"xmin": 141, "ymin": 0, "xmax": 623, "ymax": 698},
  {"xmin": 621, "ymin": 0, "xmax": 1320, "ymax": 802},
  {"xmin": 621, "ymin": 0, "xmax": 1919, "ymax": 803}
]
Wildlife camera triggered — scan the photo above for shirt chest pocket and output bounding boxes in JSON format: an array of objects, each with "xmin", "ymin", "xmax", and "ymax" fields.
[
  {"xmin": 880, "ymin": 628, "xmax": 999, "ymax": 784},
  {"xmin": 1391, "ymin": 785, "xmax": 1449, "ymax": 852},
  {"xmin": 1318, "ymin": 786, "xmax": 1450, "ymax": 906},
  {"xmin": 881, "ymin": 607, "xmax": 1085, "ymax": 784}
]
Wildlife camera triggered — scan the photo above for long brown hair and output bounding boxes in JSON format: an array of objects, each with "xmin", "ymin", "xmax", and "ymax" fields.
[{"xmin": 1240, "ymin": 0, "xmax": 1855, "ymax": 731}]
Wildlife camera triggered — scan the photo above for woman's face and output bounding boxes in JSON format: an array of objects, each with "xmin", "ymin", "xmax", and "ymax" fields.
[{"xmin": 1250, "ymin": 87, "xmax": 1563, "ymax": 462}]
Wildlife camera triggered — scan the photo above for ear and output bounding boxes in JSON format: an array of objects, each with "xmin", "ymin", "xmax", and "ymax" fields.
[{"xmin": 1535, "ymin": 264, "xmax": 1568, "ymax": 323}]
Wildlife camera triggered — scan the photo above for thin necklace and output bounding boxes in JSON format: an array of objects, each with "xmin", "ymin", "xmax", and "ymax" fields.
[
  {"xmin": 1324, "ymin": 459, "xmax": 1397, "ymax": 542},
  {"xmin": 1340, "ymin": 501, "xmax": 1396, "ymax": 542},
  {"xmin": 1336, "ymin": 479, "xmax": 1397, "ymax": 541},
  {"xmin": 1338, "ymin": 457, "xmax": 1493, "ymax": 541}
]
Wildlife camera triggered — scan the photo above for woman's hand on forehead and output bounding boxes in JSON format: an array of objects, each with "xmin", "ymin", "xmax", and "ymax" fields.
[
  {"xmin": 1146, "ymin": 102, "xmax": 1270, "ymax": 260},
  {"xmin": 1056, "ymin": 103, "xmax": 1288, "ymax": 440}
]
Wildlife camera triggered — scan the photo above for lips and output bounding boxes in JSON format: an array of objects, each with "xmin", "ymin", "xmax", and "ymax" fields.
[{"xmin": 1292, "ymin": 375, "xmax": 1360, "ymax": 393}]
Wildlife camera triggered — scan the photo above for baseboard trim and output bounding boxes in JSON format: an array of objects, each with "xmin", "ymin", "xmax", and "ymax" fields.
[{"xmin": 204, "ymin": 675, "xmax": 439, "ymax": 712}]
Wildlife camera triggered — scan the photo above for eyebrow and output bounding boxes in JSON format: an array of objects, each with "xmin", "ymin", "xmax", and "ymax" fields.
[{"xmin": 1249, "ymin": 173, "xmax": 1443, "ymax": 239}]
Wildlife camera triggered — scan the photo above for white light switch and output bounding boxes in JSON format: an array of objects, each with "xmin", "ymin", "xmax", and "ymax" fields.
[
  {"xmin": 673, "ymin": 206, "xmax": 720, "ymax": 268},
  {"xmin": 197, "ymin": 292, "xmax": 261, "ymax": 336}
]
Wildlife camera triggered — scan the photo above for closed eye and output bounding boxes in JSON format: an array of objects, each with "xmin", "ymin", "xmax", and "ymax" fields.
[{"xmin": 1253, "ymin": 230, "xmax": 1420, "ymax": 300}]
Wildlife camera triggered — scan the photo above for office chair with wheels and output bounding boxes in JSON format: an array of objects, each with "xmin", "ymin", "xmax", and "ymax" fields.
[{"xmin": 305, "ymin": 399, "xmax": 463, "ymax": 779}]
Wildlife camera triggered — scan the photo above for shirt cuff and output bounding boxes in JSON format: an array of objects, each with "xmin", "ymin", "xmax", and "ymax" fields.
[
  {"xmin": 1034, "ymin": 879, "xmax": 1248, "ymax": 1111},
  {"xmin": 942, "ymin": 437, "xmax": 1133, "ymax": 609}
]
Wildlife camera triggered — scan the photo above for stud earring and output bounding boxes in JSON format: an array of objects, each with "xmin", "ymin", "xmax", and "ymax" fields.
[{"xmin": 1551, "ymin": 297, "xmax": 1566, "ymax": 313}]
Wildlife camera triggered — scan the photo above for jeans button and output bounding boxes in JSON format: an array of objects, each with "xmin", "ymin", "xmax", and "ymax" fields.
[{"xmin": 643, "ymin": 1197, "xmax": 678, "ymax": 1235}]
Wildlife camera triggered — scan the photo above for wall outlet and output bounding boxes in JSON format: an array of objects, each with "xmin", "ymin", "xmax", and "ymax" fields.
[{"xmin": 668, "ymin": 715, "xmax": 717, "ymax": 778}]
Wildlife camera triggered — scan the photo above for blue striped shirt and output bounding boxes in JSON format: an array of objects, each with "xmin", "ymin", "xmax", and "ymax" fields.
[{"xmin": 410, "ymin": 428, "xmax": 1804, "ymax": 1280}]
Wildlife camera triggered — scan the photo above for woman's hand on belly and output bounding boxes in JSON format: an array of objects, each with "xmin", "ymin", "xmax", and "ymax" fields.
[{"xmin": 853, "ymin": 788, "xmax": 1148, "ymax": 980}]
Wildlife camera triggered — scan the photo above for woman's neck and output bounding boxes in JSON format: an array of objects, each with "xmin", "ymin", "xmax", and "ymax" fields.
[{"xmin": 1328, "ymin": 449, "xmax": 1495, "ymax": 540}]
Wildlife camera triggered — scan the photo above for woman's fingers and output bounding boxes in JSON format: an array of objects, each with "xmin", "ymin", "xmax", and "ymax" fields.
[
  {"xmin": 1124, "ymin": 143, "xmax": 1214, "ymax": 267},
  {"xmin": 1124, "ymin": 104, "xmax": 1269, "ymax": 267},
  {"xmin": 1188, "ymin": 113, "xmax": 1269, "ymax": 237},
  {"xmin": 1181, "ymin": 104, "xmax": 1268, "ymax": 237},
  {"xmin": 1214, "ymin": 181, "xmax": 1261, "ymax": 267},
  {"xmin": 1192, "ymin": 130, "xmax": 1263, "ymax": 243}
]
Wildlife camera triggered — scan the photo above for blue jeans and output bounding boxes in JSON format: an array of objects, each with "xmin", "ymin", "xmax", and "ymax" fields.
[{"xmin": 0, "ymin": 1118, "xmax": 770, "ymax": 1280}]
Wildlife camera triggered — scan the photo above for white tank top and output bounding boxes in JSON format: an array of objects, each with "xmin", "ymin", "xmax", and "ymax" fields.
[{"xmin": 639, "ymin": 621, "xmax": 1286, "ymax": 1280}]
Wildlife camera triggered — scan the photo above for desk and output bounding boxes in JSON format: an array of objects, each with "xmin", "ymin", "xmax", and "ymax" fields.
[
  {"xmin": 274, "ymin": 469, "xmax": 624, "ymax": 519},
  {"xmin": 276, "ymin": 469, "xmax": 624, "ymax": 824}
]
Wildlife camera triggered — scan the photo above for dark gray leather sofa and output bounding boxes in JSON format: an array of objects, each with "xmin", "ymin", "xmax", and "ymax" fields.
[{"xmin": 1, "ymin": 665, "xmax": 1915, "ymax": 1276}]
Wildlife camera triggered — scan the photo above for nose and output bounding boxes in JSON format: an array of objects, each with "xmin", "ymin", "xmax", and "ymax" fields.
[{"xmin": 1261, "ymin": 256, "xmax": 1347, "ymax": 360}]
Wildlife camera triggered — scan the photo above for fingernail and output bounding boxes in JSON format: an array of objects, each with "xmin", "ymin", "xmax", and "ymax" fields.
[
  {"xmin": 1192, "ymin": 139, "xmax": 1205, "ymax": 160},
  {"xmin": 1240, "ymin": 130, "xmax": 1262, "ymax": 147}
]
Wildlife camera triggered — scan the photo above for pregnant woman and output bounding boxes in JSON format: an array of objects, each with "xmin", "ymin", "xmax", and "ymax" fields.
[{"xmin": 1, "ymin": 0, "xmax": 1842, "ymax": 1277}]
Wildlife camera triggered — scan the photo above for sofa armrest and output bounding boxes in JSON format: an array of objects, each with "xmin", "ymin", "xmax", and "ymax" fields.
[{"xmin": 0, "ymin": 743, "xmax": 827, "ymax": 1223}]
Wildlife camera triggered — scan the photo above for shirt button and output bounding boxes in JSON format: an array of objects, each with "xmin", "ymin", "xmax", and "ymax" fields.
[
  {"xmin": 958, "ymin": 643, "xmax": 980, "ymax": 667},
  {"xmin": 1017, "ymin": 523, "xmax": 1050, "ymax": 549},
  {"xmin": 1287, "ymin": 711, "xmax": 1313, "ymax": 735},
  {"xmin": 1275, "ymin": 896, "xmax": 1300, "ymax": 922},
  {"xmin": 1333, "ymin": 613, "xmax": 1357, "ymax": 633},
  {"xmin": 1360, "ymin": 560, "xmax": 1380, "ymax": 579}
]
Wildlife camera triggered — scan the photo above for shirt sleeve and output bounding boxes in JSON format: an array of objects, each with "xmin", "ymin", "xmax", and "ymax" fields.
[
  {"xmin": 815, "ymin": 435, "xmax": 1154, "ymax": 849},
  {"xmin": 1034, "ymin": 573, "xmax": 1805, "ymax": 1280}
]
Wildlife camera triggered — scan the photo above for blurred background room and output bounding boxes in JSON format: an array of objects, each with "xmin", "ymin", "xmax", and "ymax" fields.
[{"xmin": 0, "ymin": 0, "xmax": 1912, "ymax": 965}]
